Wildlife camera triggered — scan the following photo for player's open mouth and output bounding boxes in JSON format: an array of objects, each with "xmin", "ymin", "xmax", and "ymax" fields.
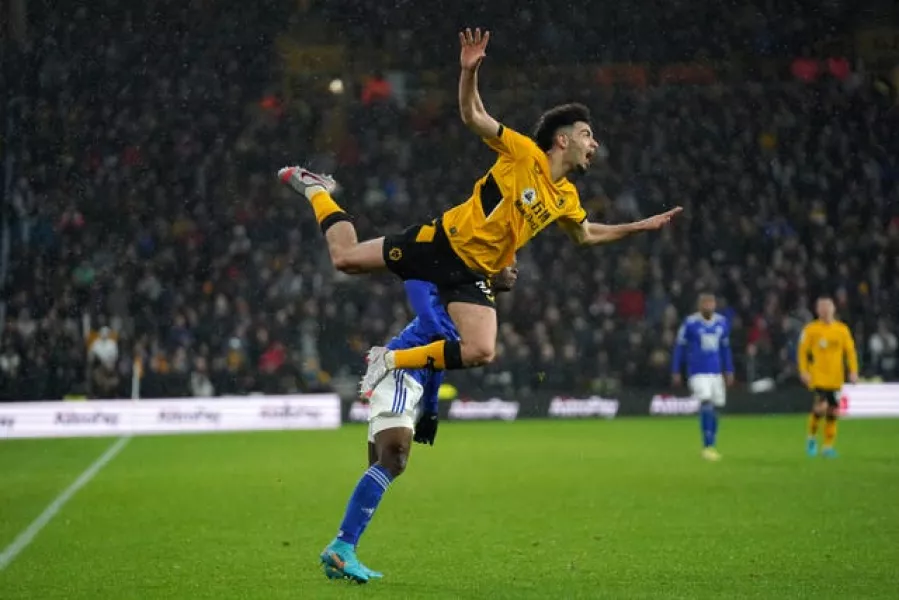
[{"xmin": 586, "ymin": 151, "xmax": 595, "ymax": 161}]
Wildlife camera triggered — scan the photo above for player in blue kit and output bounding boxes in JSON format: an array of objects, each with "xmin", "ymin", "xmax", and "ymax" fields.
[
  {"xmin": 671, "ymin": 293, "xmax": 735, "ymax": 461},
  {"xmin": 320, "ymin": 265, "xmax": 519, "ymax": 584}
]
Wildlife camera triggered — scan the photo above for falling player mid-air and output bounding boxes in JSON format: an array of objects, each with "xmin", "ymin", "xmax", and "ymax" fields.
[
  {"xmin": 797, "ymin": 296, "xmax": 858, "ymax": 458},
  {"xmin": 671, "ymin": 293, "xmax": 735, "ymax": 461},
  {"xmin": 278, "ymin": 28, "xmax": 682, "ymax": 397},
  {"xmin": 320, "ymin": 267, "xmax": 519, "ymax": 584}
]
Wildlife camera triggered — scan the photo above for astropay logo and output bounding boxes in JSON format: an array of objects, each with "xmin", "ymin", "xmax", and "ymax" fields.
[
  {"xmin": 448, "ymin": 398, "xmax": 519, "ymax": 421},
  {"xmin": 157, "ymin": 408, "xmax": 220, "ymax": 423},
  {"xmin": 259, "ymin": 404, "xmax": 322, "ymax": 420},
  {"xmin": 548, "ymin": 396, "xmax": 619, "ymax": 419},
  {"xmin": 55, "ymin": 411, "xmax": 120, "ymax": 425},
  {"xmin": 649, "ymin": 394, "xmax": 701, "ymax": 416}
]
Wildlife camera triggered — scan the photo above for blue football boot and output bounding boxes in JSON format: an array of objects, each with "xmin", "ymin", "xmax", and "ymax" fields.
[
  {"xmin": 806, "ymin": 438, "xmax": 818, "ymax": 457},
  {"xmin": 320, "ymin": 539, "xmax": 369, "ymax": 584}
]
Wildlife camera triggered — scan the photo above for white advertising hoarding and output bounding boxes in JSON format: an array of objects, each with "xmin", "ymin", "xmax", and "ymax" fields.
[
  {"xmin": 840, "ymin": 384, "xmax": 899, "ymax": 418},
  {"xmin": 0, "ymin": 395, "xmax": 341, "ymax": 439}
]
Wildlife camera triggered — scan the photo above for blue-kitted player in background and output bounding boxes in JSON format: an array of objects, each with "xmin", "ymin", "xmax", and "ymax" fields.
[
  {"xmin": 671, "ymin": 293, "xmax": 735, "ymax": 461},
  {"xmin": 320, "ymin": 265, "xmax": 519, "ymax": 584}
]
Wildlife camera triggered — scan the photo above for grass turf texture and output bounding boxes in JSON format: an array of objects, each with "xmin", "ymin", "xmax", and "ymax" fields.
[{"xmin": 1, "ymin": 416, "xmax": 898, "ymax": 599}]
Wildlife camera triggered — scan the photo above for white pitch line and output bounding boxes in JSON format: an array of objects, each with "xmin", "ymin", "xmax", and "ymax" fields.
[{"xmin": 0, "ymin": 435, "xmax": 131, "ymax": 571}]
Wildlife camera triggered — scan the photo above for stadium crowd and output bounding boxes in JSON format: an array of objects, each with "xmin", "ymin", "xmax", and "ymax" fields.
[
  {"xmin": 315, "ymin": 0, "xmax": 851, "ymax": 65},
  {"xmin": 2, "ymin": 0, "xmax": 897, "ymax": 400}
]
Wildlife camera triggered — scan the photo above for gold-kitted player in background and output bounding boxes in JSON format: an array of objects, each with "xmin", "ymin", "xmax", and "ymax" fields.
[{"xmin": 797, "ymin": 296, "xmax": 859, "ymax": 457}]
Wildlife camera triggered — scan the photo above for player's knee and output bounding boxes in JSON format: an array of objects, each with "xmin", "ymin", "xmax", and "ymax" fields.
[
  {"xmin": 379, "ymin": 441, "xmax": 410, "ymax": 478},
  {"xmin": 367, "ymin": 442, "xmax": 378, "ymax": 468},
  {"xmin": 460, "ymin": 340, "xmax": 496, "ymax": 367}
]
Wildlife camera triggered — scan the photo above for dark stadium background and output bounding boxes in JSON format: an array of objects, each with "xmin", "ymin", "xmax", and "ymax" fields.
[{"xmin": 1, "ymin": 0, "xmax": 897, "ymax": 403}]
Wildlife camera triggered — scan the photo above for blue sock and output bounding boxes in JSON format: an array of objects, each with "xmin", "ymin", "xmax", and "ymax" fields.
[
  {"xmin": 710, "ymin": 407, "xmax": 719, "ymax": 447},
  {"xmin": 700, "ymin": 401, "xmax": 715, "ymax": 448},
  {"xmin": 336, "ymin": 464, "xmax": 393, "ymax": 546}
]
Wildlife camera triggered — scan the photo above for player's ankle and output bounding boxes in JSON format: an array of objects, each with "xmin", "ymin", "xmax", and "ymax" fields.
[{"xmin": 305, "ymin": 184, "xmax": 327, "ymax": 201}]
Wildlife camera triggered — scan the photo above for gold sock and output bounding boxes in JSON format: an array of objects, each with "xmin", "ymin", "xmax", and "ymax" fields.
[
  {"xmin": 309, "ymin": 191, "xmax": 345, "ymax": 226},
  {"xmin": 393, "ymin": 341, "xmax": 446, "ymax": 370},
  {"xmin": 823, "ymin": 417, "xmax": 838, "ymax": 447},
  {"xmin": 807, "ymin": 413, "xmax": 820, "ymax": 437}
]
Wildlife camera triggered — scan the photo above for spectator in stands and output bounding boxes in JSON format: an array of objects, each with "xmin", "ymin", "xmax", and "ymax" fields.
[
  {"xmin": 190, "ymin": 357, "xmax": 215, "ymax": 398},
  {"xmin": 89, "ymin": 327, "xmax": 118, "ymax": 371},
  {"xmin": 868, "ymin": 320, "xmax": 898, "ymax": 380}
]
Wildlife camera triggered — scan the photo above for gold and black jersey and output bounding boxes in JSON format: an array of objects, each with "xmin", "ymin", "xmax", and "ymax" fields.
[
  {"xmin": 440, "ymin": 125, "xmax": 588, "ymax": 277},
  {"xmin": 798, "ymin": 319, "xmax": 859, "ymax": 390}
]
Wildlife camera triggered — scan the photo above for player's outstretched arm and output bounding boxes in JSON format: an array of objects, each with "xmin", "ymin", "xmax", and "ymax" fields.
[
  {"xmin": 567, "ymin": 207, "xmax": 683, "ymax": 246},
  {"xmin": 458, "ymin": 28, "xmax": 500, "ymax": 139}
]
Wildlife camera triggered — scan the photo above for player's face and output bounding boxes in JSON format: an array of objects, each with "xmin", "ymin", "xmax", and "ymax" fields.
[
  {"xmin": 562, "ymin": 122, "xmax": 599, "ymax": 175},
  {"xmin": 816, "ymin": 298, "xmax": 835, "ymax": 321},
  {"xmin": 699, "ymin": 295, "xmax": 716, "ymax": 316}
]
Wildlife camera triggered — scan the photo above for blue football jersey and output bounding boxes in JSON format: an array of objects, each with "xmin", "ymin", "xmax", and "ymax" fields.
[{"xmin": 671, "ymin": 313, "xmax": 735, "ymax": 377}]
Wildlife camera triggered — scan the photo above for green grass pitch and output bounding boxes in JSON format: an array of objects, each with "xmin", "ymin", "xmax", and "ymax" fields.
[{"xmin": 1, "ymin": 416, "xmax": 898, "ymax": 599}]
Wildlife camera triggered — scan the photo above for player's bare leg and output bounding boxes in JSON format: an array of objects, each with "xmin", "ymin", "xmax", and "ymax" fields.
[
  {"xmin": 374, "ymin": 427, "xmax": 413, "ymax": 479},
  {"xmin": 320, "ymin": 424, "xmax": 405, "ymax": 583},
  {"xmin": 277, "ymin": 166, "xmax": 387, "ymax": 274},
  {"xmin": 387, "ymin": 301, "xmax": 497, "ymax": 369},
  {"xmin": 351, "ymin": 428, "xmax": 413, "ymax": 579},
  {"xmin": 367, "ymin": 442, "xmax": 378, "ymax": 467},
  {"xmin": 361, "ymin": 301, "xmax": 497, "ymax": 397},
  {"xmin": 343, "ymin": 427, "xmax": 411, "ymax": 581},
  {"xmin": 445, "ymin": 302, "xmax": 498, "ymax": 366}
]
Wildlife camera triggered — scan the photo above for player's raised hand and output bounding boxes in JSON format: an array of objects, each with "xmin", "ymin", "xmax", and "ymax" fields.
[
  {"xmin": 459, "ymin": 27, "xmax": 490, "ymax": 71},
  {"xmin": 640, "ymin": 207, "xmax": 683, "ymax": 230}
]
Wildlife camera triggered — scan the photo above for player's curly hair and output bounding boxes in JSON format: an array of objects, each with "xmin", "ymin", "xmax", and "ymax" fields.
[{"xmin": 532, "ymin": 103, "xmax": 592, "ymax": 151}]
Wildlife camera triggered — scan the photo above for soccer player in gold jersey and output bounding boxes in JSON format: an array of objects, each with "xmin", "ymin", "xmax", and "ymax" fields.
[
  {"xmin": 277, "ymin": 28, "xmax": 682, "ymax": 397},
  {"xmin": 797, "ymin": 296, "xmax": 859, "ymax": 458}
]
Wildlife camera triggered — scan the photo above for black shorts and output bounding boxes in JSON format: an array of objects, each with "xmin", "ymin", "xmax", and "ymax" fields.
[
  {"xmin": 383, "ymin": 219, "xmax": 495, "ymax": 308},
  {"xmin": 813, "ymin": 389, "xmax": 840, "ymax": 407}
]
